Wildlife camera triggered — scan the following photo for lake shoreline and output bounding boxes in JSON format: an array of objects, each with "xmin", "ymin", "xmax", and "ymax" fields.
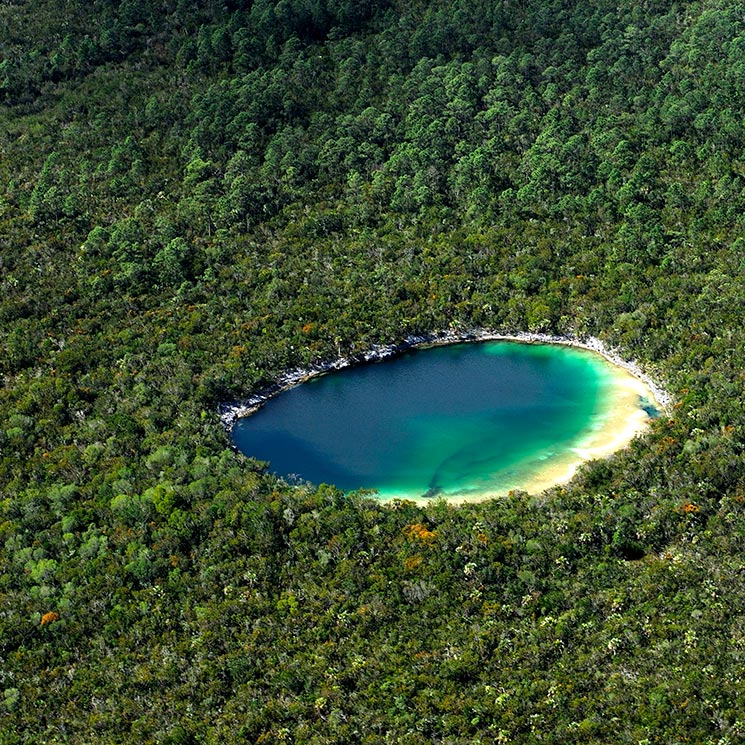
[
  {"xmin": 219, "ymin": 329, "xmax": 671, "ymax": 432},
  {"xmin": 222, "ymin": 329, "xmax": 671, "ymax": 503}
]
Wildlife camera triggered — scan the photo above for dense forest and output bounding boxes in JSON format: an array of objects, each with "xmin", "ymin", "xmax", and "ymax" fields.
[{"xmin": 2, "ymin": 0, "xmax": 745, "ymax": 741}]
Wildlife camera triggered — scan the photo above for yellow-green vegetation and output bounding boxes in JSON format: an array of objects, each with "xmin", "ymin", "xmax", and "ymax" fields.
[{"xmin": 2, "ymin": 0, "xmax": 745, "ymax": 741}]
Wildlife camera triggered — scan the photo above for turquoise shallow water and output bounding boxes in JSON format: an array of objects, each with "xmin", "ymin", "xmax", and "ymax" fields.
[{"xmin": 232, "ymin": 341, "xmax": 622, "ymax": 499}]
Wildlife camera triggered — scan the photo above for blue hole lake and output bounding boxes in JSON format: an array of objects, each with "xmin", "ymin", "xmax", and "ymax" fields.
[{"xmin": 231, "ymin": 341, "xmax": 659, "ymax": 502}]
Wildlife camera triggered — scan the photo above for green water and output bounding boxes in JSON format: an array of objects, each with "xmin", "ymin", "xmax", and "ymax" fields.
[{"xmin": 232, "ymin": 341, "xmax": 630, "ymax": 500}]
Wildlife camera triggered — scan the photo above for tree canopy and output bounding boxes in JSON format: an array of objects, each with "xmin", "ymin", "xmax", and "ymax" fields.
[{"xmin": 2, "ymin": 0, "xmax": 745, "ymax": 741}]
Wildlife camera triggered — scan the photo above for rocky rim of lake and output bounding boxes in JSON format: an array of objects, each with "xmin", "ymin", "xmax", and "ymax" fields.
[{"xmin": 219, "ymin": 328, "xmax": 672, "ymax": 432}]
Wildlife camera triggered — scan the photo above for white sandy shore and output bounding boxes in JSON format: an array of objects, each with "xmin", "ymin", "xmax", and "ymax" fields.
[{"xmin": 221, "ymin": 328, "xmax": 670, "ymax": 503}]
